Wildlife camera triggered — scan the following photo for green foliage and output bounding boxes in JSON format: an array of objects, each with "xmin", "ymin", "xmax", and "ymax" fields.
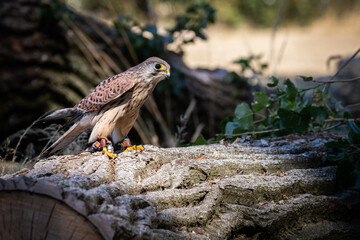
[
  {"xmin": 114, "ymin": 16, "xmax": 166, "ymax": 58},
  {"xmin": 113, "ymin": 2, "xmax": 215, "ymax": 57},
  {"xmin": 224, "ymin": 103, "xmax": 254, "ymax": 135},
  {"xmin": 192, "ymin": 135, "xmax": 209, "ymax": 146},
  {"xmin": 222, "ymin": 75, "xmax": 360, "ymax": 190},
  {"xmin": 252, "ymin": 92, "xmax": 268, "ymax": 112},
  {"xmin": 222, "ymin": 75, "xmax": 354, "ymax": 137},
  {"xmin": 169, "ymin": 2, "xmax": 215, "ymax": 42},
  {"xmin": 233, "ymin": 55, "xmax": 268, "ymax": 75},
  {"xmin": 326, "ymin": 120, "xmax": 360, "ymax": 190}
]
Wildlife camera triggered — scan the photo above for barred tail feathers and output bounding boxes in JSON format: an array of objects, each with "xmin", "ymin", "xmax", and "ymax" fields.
[
  {"xmin": 39, "ymin": 108, "xmax": 80, "ymax": 122},
  {"xmin": 39, "ymin": 120, "xmax": 90, "ymax": 158}
]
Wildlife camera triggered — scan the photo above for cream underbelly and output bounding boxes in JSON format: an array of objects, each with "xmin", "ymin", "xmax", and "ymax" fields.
[{"xmin": 88, "ymin": 103, "xmax": 140, "ymax": 143}]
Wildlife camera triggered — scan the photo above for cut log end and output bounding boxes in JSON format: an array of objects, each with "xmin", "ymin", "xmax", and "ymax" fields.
[{"xmin": 0, "ymin": 191, "xmax": 104, "ymax": 240}]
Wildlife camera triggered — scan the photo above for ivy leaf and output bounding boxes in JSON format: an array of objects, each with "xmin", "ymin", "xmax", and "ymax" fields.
[
  {"xmin": 233, "ymin": 127, "xmax": 245, "ymax": 134},
  {"xmin": 325, "ymin": 139, "xmax": 350, "ymax": 148},
  {"xmin": 312, "ymin": 89, "xmax": 324, "ymax": 106},
  {"xmin": 278, "ymin": 108, "xmax": 310, "ymax": 134},
  {"xmin": 252, "ymin": 92, "xmax": 268, "ymax": 112},
  {"xmin": 221, "ymin": 116, "xmax": 235, "ymax": 133},
  {"xmin": 343, "ymin": 111, "xmax": 353, "ymax": 119},
  {"xmin": 280, "ymin": 79, "xmax": 298, "ymax": 110},
  {"xmin": 193, "ymin": 135, "xmax": 208, "ymax": 145},
  {"xmin": 280, "ymin": 99, "xmax": 297, "ymax": 110},
  {"xmin": 144, "ymin": 24, "xmax": 157, "ymax": 35},
  {"xmin": 301, "ymin": 106, "xmax": 329, "ymax": 124},
  {"xmin": 353, "ymin": 170, "xmax": 360, "ymax": 190},
  {"xmin": 348, "ymin": 121, "xmax": 360, "ymax": 144},
  {"xmin": 234, "ymin": 59, "xmax": 251, "ymax": 72},
  {"xmin": 284, "ymin": 79, "xmax": 297, "ymax": 101},
  {"xmin": 225, "ymin": 121, "xmax": 240, "ymax": 135},
  {"xmin": 348, "ymin": 130, "xmax": 360, "ymax": 145},
  {"xmin": 267, "ymin": 76, "xmax": 279, "ymax": 87},
  {"xmin": 336, "ymin": 159, "xmax": 357, "ymax": 189},
  {"xmin": 348, "ymin": 121, "xmax": 360, "ymax": 135},
  {"xmin": 234, "ymin": 103, "xmax": 254, "ymax": 131},
  {"xmin": 297, "ymin": 75, "xmax": 313, "ymax": 81},
  {"xmin": 235, "ymin": 103, "xmax": 252, "ymax": 119},
  {"xmin": 326, "ymin": 151, "xmax": 346, "ymax": 162}
]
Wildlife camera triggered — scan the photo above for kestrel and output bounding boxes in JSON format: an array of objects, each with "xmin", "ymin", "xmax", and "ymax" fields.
[{"xmin": 39, "ymin": 57, "xmax": 170, "ymax": 158}]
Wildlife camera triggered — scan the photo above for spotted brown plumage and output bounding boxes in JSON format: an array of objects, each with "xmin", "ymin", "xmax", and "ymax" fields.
[
  {"xmin": 39, "ymin": 57, "xmax": 170, "ymax": 158},
  {"xmin": 75, "ymin": 72, "xmax": 134, "ymax": 112}
]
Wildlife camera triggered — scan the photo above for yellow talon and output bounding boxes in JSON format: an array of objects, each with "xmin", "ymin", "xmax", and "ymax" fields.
[
  {"xmin": 136, "ymin": 145, "xmax": 144, "ymax": 151},
  {"xmin": 124, "ymin": 145, "xmax": 144, "ymax": 152},
  {"xmin": 103, "ymin": 146, "xmax": 117, "ymax": 159},
  {"xmin": 124, "ymin": 146, "xmax": 136, "ymax": 152}
]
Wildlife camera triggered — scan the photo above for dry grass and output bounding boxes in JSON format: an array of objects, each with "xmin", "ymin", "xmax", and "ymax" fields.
[{"xmin": 0, "ymin": 159, "xmax": 34, "ymax": 177}]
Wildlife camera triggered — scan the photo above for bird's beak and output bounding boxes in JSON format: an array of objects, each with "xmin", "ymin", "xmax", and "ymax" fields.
[{"xmin": 162, "ymin": 69, "xmax": 170, "ymax": 79}]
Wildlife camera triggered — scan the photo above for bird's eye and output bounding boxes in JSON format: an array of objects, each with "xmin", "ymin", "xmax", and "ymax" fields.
[{"xmin": 154, "ymin": 63, "xmax": 163, "ymax": 70}]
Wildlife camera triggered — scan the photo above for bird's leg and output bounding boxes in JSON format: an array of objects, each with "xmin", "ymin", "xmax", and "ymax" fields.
[
  {"xmin": 92, "ymin": 136, "xmax": 109, "ymax": 151},
  {"xmin": 103, "ymin": 145, "xmax": 117, "ymax": 159},
  {"xmin": 92, "ymin": 136, "xmax": 117, "ymax": 159},
  {"xmin": 121, "ymin": 137, "xmax": 144, "ymax": 152}
]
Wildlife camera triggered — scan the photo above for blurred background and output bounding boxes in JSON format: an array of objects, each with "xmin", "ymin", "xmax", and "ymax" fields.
[
  {"xmin": 66, "ymin": 0, "xmax": 360, "ymax": 76},
  {"xmin": 1, "ymin": 0, "xmax": 359, "ymax": 171}
]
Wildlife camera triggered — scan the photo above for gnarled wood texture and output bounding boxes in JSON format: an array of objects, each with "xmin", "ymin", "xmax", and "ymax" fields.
[{"xmin": 1, "ymin": 134, "xmax": 359, "ymax": 239}]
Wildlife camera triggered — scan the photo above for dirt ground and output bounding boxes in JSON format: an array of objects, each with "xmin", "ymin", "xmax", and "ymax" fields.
[{"xmin": 182, "ymin": 14, "xmax": 360, "ymax": 78}]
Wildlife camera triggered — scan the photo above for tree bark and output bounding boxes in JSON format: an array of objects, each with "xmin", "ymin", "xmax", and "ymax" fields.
[{"xmin": 1, "ymin": 133, "xmax": 359, "ymax": 239}]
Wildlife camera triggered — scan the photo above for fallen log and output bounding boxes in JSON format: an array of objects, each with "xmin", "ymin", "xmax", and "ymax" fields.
[{"xmin": 1, "ymin": 133, "xmax": 359, "ymax": 239}]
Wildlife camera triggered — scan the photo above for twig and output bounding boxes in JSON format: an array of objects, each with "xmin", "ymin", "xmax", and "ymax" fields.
[
  {"xmin": 326, "ymin": 55, "xmax": 342, "ymax": 73},
  {"xmin": 269, "ymin": 0, "xmax": 287, "ymax": 75},
  {"xmin": 175, "ymin": 99, "xmax": 197, "ymax": 146},
  {"xmin": 39, "ymin": 125, "xmax": 62, "ymax": 158},
  {"xmin": 324, "ymin": 118, "xmax": 358, "ymax": 123},
  {"xmin": 216, "ymin": 129, "xmax": 280, "ymax": 137},
  {"xmin": 68, "ymin": 29, "xmax": 107, "ymax": 80},
  {"xmin": 12, "ymin": 110, "xmax": 53, "ymax": 162},
  {"xmin": 145, "ymin": 95, "xmax": 176, "ymax": 146},
  {"xmin": 190, "ymin": 123, "xmax": 205, "ymax": 143},
  {"xmin": 274, "ymin": 31, "xmax": 288, "ymax": 73},
  {"xmin": 117, "ymin": 24, "xmax": 139, "ymax": 64},
  {"xmin": 330, "ymin": 48, "xmax": 360, "ymax": 80},
  {"xmin": 313, "ymin": 76, "xmax": 360, "ymax": 84},
  {"xmin": 321, "ymin": 122, "xmax": 344, "ymax": 132},
  {"xmin": 68, "ymin": 21, "xmax": 113, "ymax": 77},
  {"xmin": 337, "ymin": 102, "xmax": 360, "ymax": 112},
  {"xmin": 134, "ymin": 117, "xmax": 152, "ymax": 145},
  {"xmin": 84, "ymin": 17, "xmax": 131, "ymax": 69}
]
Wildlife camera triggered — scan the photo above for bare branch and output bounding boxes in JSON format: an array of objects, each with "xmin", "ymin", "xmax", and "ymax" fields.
[
  {"xmin": 324, "ymin": 118, "xmax": 358, "ymax": 123},
  {"xmin": 330, "ymin": 48, "xmax": 360, "ymax": 80},
  {"xmin": 313, "ymin": 76, "xmax": 360, "ymax": 84},
  {"xmin": 337, "ymin": 102, "xmax": 360, "ymax": 112}
]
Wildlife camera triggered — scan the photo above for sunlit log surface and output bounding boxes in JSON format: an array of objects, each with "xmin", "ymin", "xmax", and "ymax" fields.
[{"xmin": 1, "ymin": 133, "xmax": 359, "ymax": 239}]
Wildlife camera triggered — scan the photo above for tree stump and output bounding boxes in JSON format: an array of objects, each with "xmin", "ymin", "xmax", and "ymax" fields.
[{"xmin": 1, "ymin": 134, "xmax": 360, "ymax": 239}]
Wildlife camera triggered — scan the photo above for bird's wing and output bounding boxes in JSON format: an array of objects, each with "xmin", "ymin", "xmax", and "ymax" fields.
[{"xmin": 76, "ymin": 71, "xmax": 136, "ymax": 112}]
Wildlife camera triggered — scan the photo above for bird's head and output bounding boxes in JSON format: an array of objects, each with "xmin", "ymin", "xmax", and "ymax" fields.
[{"xmin": 141, "ymin": 57, "xmax": 171, "ymax": 83}]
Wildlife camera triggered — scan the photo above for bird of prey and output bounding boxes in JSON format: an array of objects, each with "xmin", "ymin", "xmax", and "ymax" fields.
[{"xmin": 39, "ymin": 57, "xmax": 170, "ymax": 158}]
